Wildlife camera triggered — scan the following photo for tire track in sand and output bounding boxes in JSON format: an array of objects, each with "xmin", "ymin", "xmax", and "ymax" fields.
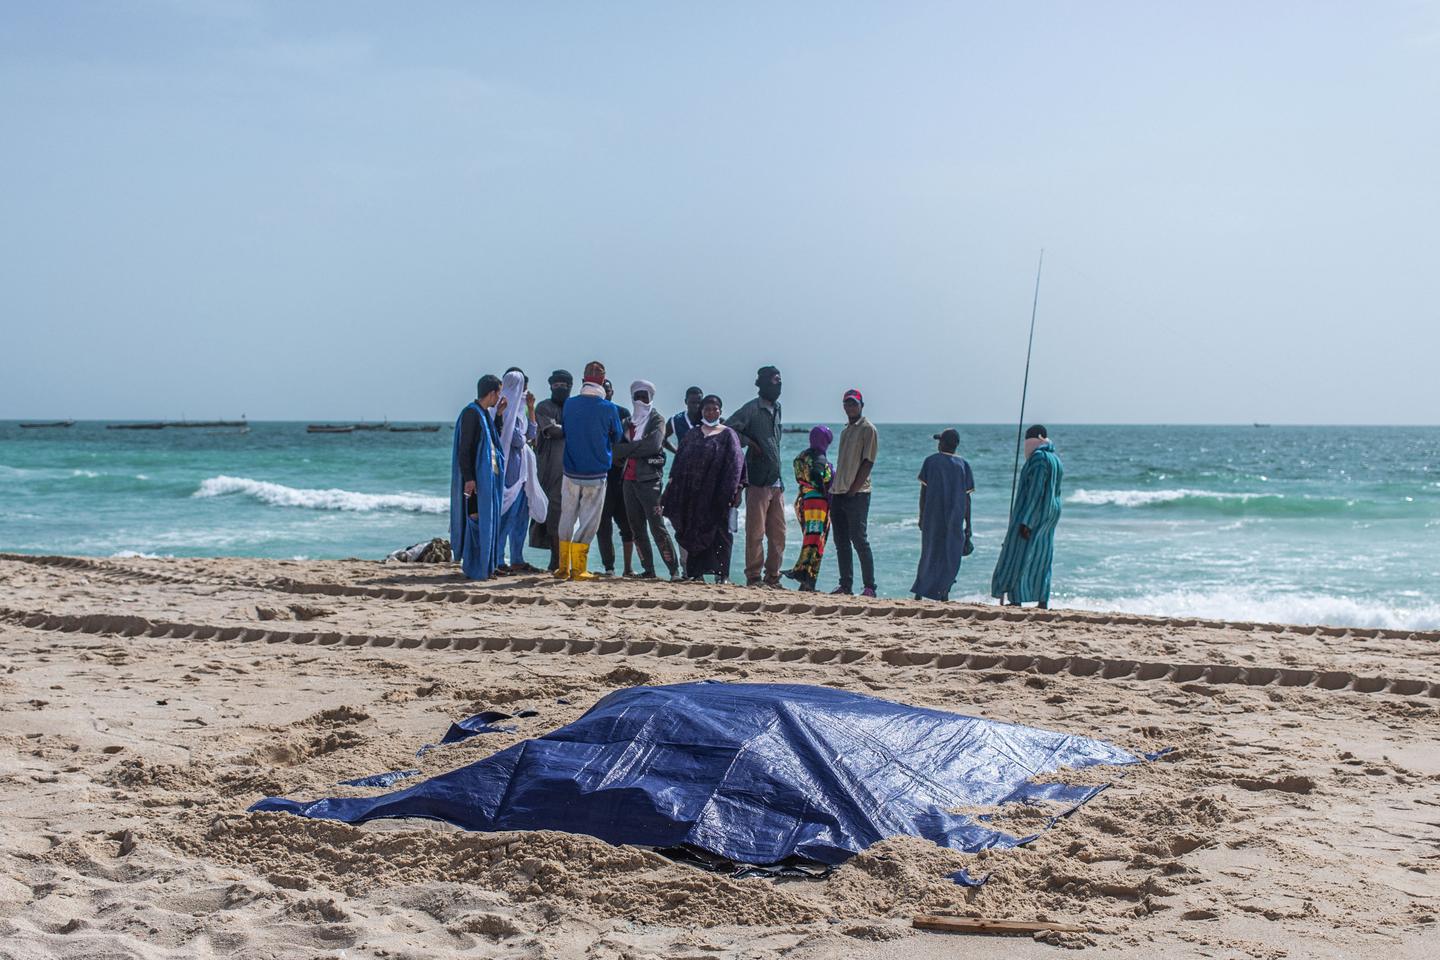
[
  {"xmin": 4, "ymin": 553, "xmax": 1436, "ymax": 645},
  {"xmin": 2, "ymin": 605, "xmax": 1435, "ymax": 701}
]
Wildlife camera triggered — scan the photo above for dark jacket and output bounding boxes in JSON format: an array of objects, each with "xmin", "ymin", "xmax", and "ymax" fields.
[
  {"xmin": 613, "ymin": 408, "xmax": 667, "ymax": 483},
  {"xmin": 725, "ymin": 397, "xmax": 783, "ymax": 488},
  {"xmin": 534, "ymin": 398, "xmax": 566, "ymax": 494}
]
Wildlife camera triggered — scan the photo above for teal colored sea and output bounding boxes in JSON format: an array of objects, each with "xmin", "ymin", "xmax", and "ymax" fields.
[{"xmin": 2, "ymin": 422, "xmax": 1437, "ymax": 630}]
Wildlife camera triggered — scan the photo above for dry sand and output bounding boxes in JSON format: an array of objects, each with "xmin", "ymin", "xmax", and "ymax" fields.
[{"xmin": 1, "ymin": 552, "xmax": 1437, "ymax": 958}]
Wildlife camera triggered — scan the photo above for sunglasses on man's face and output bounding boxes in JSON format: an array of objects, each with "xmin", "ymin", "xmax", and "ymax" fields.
[{"xmin": 843, "ymin": 398, "xmax": 860, "ymax": 406}]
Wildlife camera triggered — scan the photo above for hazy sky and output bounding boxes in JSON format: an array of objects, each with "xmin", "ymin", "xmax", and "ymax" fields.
[{"xmin": 2, "ymin": 1, "xmax": 1437, "ymax": 424}]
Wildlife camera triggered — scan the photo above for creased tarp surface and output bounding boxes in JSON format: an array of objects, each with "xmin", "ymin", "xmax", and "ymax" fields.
[{"xmin": 251, "ymin": 682, "xmax": 1139, "ymax": 866}]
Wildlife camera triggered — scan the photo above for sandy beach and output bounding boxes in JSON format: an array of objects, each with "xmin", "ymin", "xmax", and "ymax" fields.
[{"xmin": 1, "ymin": 552, "xmax": 1437, "ymax": 959}]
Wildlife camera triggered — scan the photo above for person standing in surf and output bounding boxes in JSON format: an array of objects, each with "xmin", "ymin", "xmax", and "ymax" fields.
[
  {"xmin": 553, "ymin": 361, "xmax": 623, "ymax": 581},
  {"xmin": 451, "ymin": 374, "xmax": 506, "ymax": 581},
  {"xmin": 532, "ymin": 370, "xmax": 572, "ymax": 572},
  {"xmin": 911, "ymin": 428, "xmax": 975, "ymax": 602},
  {"xmin": 991, "ymin": 425, "xmax": 1064, "ymax": 608}
]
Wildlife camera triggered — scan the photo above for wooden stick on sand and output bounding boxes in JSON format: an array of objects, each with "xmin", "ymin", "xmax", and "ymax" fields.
[{"xmin": 912, "ymin": 915, "xmax": 1089, "ymax": 935}]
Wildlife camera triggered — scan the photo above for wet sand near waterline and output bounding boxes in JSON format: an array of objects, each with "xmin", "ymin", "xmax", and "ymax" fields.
[{"xmin": 1, "ymin": 553, "xmax": 1437, "ymax": 959}]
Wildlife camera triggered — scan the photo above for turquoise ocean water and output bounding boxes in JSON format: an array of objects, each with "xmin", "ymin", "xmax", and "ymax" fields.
[{"xmin": 2, "ymin": 422, "xmax": 1437, "ymax": 629}]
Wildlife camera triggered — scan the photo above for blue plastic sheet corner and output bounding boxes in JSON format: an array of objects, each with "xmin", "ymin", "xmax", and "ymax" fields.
[
  {"xmin": 340, "ymin": 769, "xmax": 421, "ymax": 789},
  {"xmin": 949, "ymin": 868, "xmax": 990, "ymax": 886}
]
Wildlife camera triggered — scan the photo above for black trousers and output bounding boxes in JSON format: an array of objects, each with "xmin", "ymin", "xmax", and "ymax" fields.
[
  {"xmin": 830, "ymin": 492, "xmax": 875, "ymax": 592},
  {"xmin": 596, "ymin": 470, "xmax": 633, "ymax": 571}
]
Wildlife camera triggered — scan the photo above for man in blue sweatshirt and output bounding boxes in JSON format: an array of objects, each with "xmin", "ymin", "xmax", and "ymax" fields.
[{"xmin": 554, "ymin": 360, "xmax": 624, "ymax": 580}]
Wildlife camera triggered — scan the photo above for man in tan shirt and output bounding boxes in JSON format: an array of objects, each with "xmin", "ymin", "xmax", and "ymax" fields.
[{"xmin": 830, "ymin": 388, "xmax": 879, "ymax": 596}]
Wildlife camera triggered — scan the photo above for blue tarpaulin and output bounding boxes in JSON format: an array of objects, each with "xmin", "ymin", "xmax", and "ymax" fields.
[{"xmin": 251, "ymin": 682, "xmax": 1140, "ymax": 867}]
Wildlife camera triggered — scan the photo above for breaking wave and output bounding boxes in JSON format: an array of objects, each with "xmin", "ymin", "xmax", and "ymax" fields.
[
  {"xmin": 1062, "ymin": 487, "xmax": 1403, "ymax": 518},
  {"xmin": 1068, "ymin": 488, "xmax": 1276, "ymax": 508},
  {"xmin": 1057, "ymin": 589, "xmax": 1440, "ymax": 631},
  {"xmin": 193, "ymin": 476, "xmax": 447, "ymax": 514}
]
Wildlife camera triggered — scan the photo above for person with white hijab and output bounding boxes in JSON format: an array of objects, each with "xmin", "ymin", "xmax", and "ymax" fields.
[
  {"xmin": 612, "ymin": 378, "xmax": 680, "ymax": 579},
  {"xmin": 495, "ymin": 368, "xmax": 547, "ymax": 574}
]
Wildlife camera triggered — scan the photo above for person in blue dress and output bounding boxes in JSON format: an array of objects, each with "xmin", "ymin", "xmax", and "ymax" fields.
[
  {"xmin": 911, "ymin": 428, "xmax": 974, "ymax": 601},
  {"xmin": 991, "ymin": 425, "xmax": 1064, "ymax": 608},
  {"xmin": 450, "ymin": 375, "xmax": 505, "ymax": 580}
]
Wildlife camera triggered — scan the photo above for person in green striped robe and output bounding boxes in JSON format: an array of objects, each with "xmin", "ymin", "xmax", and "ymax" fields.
[{"xmin": 991, "ymin": 425, "xmax": 1064, "ymax": 608}]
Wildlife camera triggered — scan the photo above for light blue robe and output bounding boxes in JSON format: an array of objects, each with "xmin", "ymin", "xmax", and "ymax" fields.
[
  {"xmin": 990, "ymin": 443, "xmax": 1063, "ymax": 605},
  {"xmin": 450, "ymin": 402, "xmax": 504, "ymax": 581}
]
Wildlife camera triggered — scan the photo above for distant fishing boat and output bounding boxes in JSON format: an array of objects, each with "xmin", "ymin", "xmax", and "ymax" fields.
[
  {"xmin": 167, "ymin": 419, "xmax": 248, "ymax": 429},
  {"xmin": 307, "ymin": 424, "xmax": 355, "ymax": 434},
  {"xmin": 387, "ymin": 424, "xmax": 441, "ymax": 433},
  {"xmin": 106, "ymin": 422, "xmax": 166, "ymax": 430},
  {"xmin": 351, "ymin": 419, "xmax": 389, "ymax": 431},
  {"xmin": 19, "ymin": 420, "xmax": 75, "ymax": 429},
  {"xmin": 1253, "ymin": 423, "xmax": 1272, "ymax": 428}
]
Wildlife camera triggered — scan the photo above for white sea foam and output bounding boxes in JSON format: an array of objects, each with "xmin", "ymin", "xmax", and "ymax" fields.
[
  {"xmin": 110, "ymin": 550, "xmax": 173, "ymax": 560},
  {"xmin": 71, "ymin": 469, "xmax": 100, "ymax": 478},
  {"xmin": 193, "ymin": 475, "xmax": 447, "ymax": 514},
  {"xmin": 1067, "ymin": 488, "xmax": 1271, "ymax": 508},
  {"xmin": 1056, "ymin": 589, "xmax": 1440, "ymax": 631}
]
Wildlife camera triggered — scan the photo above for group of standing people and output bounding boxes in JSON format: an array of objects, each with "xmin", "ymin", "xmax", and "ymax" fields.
[{"xmin": 451, "ymin": 362, "xmax": 1065, "ymax": 607}]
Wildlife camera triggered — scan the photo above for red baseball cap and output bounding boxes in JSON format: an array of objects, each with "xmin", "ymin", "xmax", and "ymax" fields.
[{"xmin": 843, "ymin": 389, "xmax": 863, "ymax": 405}]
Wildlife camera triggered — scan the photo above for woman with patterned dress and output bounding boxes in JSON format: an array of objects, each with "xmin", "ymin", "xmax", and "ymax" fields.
[
  {"xmin": 782, "ymin": 426, "xmax": 834, "ymax": 592},
  {"xmin": 661, "ymin": 395, "xmax": 747, "ymax": 583}
]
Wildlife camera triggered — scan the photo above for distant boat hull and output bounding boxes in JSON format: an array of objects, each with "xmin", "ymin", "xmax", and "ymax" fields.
[
  {"xmin": 307, "ymin": 425, "xmax": 355, "ymax": 434},
  {"xmin": 387, "ymin": 425, "xmax": 442, "ymax": 433},
  {"xmin": 105, "ymin": 420, "xmax": 247, "ymax": 430},
  {"xmin": 19, "ymin": 420, "xmax": 75, "ymax": 429},
  {"xmin": 167, "ymin": 420, "xmax": 248, "ymax": 428}
]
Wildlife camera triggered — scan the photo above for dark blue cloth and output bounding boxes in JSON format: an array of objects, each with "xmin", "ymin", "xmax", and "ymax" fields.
[
  {"xmin": 670, "ymin": 410, "xmax": 696, "ymax": 445},
  {"xmin": 450, "ymin": 401, "xmax": 503, "ymax": 580},
  {"xmin": 561, "ymin": 394, "xmax": 623, "ymax": 480},
  {"xmin": 912, "ymin": 453, "xmax": 974, "ymax": 601},
  {"xmin": 340, "ymin": 769, "xmax": 421, "ymax": 789},
  {"xmin": 251, "ymin": 682, "xmax": 1139, "ymax": 867},
  {"xmin": 438, "ymin": 709, "xmax": 538, "ymax": 746}
]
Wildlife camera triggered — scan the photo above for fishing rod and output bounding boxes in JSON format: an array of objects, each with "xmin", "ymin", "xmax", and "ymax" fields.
[{"xmin": 1009, "ymin": 249, "xmax": 1045, "ymax": 518}]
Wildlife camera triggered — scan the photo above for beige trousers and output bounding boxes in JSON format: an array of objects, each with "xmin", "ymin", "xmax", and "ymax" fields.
[{"xmin": 744, "ymin": 485, "xmax": 787, "ymax": 583}]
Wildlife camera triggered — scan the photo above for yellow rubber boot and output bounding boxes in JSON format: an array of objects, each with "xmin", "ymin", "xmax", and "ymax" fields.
[
  {"xmin": 570, "ymin": 543, "xmax": 595, "ymax": 581},
  {"xmin": 553, "ymin": 542, "xmax": 573, "ymax": 579}
]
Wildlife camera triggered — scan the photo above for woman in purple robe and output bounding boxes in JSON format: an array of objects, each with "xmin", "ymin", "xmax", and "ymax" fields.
[{"xmin": 661, "ymin": 395, "xmax": 747, "ymax": 582}]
